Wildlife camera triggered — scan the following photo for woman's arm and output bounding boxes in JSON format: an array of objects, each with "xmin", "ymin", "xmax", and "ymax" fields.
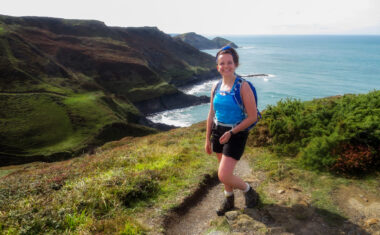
[
  {"xmin": 231, "ymin": 81, "xmax": 257, "ymax": 133},
  {"xmin": 205, "ymin": 83, "xmax": 217, "ymax": 154}
]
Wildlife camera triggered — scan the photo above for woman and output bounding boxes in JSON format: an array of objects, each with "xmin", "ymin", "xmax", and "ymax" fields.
[{"xmin": 205, "ymin": 46, "xmax": 259, "ymax": 216}]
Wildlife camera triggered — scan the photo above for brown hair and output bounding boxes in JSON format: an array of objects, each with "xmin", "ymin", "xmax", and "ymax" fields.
[{"xmin": 216, "ymin": 46, "xmax": 239, "ymax": 67}]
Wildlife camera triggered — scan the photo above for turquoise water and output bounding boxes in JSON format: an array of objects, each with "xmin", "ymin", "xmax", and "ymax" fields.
[{"xmin": 148, "ymin": 35, "xmax": 380, "ymax": 127}]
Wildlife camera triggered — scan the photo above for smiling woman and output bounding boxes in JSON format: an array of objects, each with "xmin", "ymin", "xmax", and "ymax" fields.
[{"xmin": 205, "ymin": 46, "xmax": 260, "ymax": 216}]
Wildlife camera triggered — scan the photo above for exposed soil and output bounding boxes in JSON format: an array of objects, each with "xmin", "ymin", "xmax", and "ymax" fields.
[
  {"xmin": 165, "ymin": 159, "xmax": 253, "ymax": 235},
  {"xmin": 163, "ymin": 160, "xmax": 380, "ymax": 235},
  {"xmin": 334, "ymin": 185, "xmax": 380, "ymax": 234}
]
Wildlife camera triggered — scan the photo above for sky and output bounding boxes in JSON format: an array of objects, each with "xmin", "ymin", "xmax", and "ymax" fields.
[{"xmin": 2, "ymin": 0, "xmax": 380, "ymax": 35}]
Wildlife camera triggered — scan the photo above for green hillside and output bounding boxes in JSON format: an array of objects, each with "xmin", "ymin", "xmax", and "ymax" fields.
[
  {"xmin": 0, "ymin": 122, "xmax": 217, "ymax": 234},
  {"xmin": 0, "ymin": 91, "xmax": 379, "ymax": 234},
  {"xmin": 0, "ymin": 15, "xmax": 217, "ymax": 164}
]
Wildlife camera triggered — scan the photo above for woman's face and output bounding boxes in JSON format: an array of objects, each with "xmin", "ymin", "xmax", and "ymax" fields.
[{"xmin": 217, "ymin": 54, "xmax": 236, "ymax": 77}]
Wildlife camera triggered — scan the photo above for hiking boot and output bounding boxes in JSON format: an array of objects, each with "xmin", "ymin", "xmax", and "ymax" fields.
[
  {"xmin": 216, "ymin": 194, "xmax": 234, "ymax": 216},
  {"xmin": 244, "ymin": 187, "xmax": 259, "ymax": 208}
]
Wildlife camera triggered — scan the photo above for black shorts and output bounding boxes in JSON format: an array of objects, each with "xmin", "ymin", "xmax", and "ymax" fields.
[{"xmin": 211, "ymin": 124, "xmax": 249, "ymax": 161}]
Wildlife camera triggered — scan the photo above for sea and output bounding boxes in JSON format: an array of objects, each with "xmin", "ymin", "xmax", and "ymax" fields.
[{"xmin": 148, "ymin": 35, "xmax": 380, "ymax": 127}]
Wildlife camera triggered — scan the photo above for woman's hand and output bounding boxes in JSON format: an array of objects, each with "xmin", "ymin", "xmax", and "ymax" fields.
[
  {"xmin": 205, "ymin": 140, "xmax": 212, "ymax": 155},
  {"xmin": 219, "ymin": 131, "xmax": 232, "ymax": 144}
]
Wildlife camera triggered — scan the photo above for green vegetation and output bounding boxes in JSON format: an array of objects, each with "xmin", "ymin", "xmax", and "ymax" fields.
[
  {"xmin": 0, "ymin": 14, "xmax": 218, "ymax": 163},
  {"xmin": 244, "ymin": 91, "xmax": 380, "ymax": 226},
  {"xmin": 0, "ymin": 38, "xmax": 18, "ymax": 66},
  {"xmin": 0, "ymin": 91, "xmax": 152, "ymax": 160},
  {"xmin": 1, "ymin": 91, "xmax": 380, "ymax": 233},
  {"xmin": 0, "ymin": 123, "xmax": 216, "ymax": 234},
  {"xmin": 246, "ymin": 146, "xmax": 380, "ymax": 226},
  {"xmin": 127, "ymin": 82, "xmax": 178, "ymax": 102},
  {"xmin": 251, "ymin": 90, "xmax": 380, "ymax": 174}
]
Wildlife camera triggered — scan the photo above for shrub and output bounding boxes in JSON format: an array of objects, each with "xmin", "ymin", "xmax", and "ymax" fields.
[
  {"xmin": 300, "ymin": 134, "xmax": 341, "ymax": 170},
  {"xmin": 331, "ymin": 143, "xmax": 378, "ymax": 175},
  {"xmin": 250, "ymin": 90, "xmax": 380, "ymax": 175}
]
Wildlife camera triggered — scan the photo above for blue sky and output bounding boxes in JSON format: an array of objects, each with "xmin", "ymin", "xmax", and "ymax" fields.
[{"xmin": 2, "ymin": 0, "xmax": 380, "ymax": 35}]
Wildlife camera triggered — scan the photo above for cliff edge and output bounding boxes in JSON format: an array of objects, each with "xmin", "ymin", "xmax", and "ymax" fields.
[{"xmin": 0, "ymin": 15, "xmax": 218, "ymax": 165}]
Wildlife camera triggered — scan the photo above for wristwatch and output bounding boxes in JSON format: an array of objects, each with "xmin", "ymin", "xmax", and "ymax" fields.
[{"xmin": 229, "ymin": 130, "xmax": 234, "ymax": 136}]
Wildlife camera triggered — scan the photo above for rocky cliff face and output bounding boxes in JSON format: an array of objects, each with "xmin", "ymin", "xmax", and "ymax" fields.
[
  {"xmin": 0, "ymin": 15, "xmax": 218, "ymax": 165},
  {"xmin": 174, "ymin": 32, "xmax": 238, "ymax": 50},
  {"xmin": 212, "ymin": 37, "xmax": 238, "ymax": 49}
]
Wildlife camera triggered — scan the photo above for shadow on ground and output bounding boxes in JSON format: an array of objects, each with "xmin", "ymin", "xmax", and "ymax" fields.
[{"xmin": 223, "ymin": 202, "xmax": 373, "ymax": 235}]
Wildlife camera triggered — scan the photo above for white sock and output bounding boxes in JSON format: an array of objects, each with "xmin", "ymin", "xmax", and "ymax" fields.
[
  {"xmin": 224, "ymin": 190, "xmax": 234, "ymax": 197},
  {"xmin": 243, "ymin": 183, "xmax": 250, "ymax": 193}
]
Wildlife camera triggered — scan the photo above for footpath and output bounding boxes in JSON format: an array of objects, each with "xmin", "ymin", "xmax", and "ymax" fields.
[{"xmin": 164, "ymin": 159, "xmax": 380, "ymax": 235}]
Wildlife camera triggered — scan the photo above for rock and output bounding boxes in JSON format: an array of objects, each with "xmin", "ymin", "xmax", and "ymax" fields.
[
  {"xmin": 236, "ymin": 216, "xmax": 254, "ymax": 227},
  {"xmin": 225, "ymin": 211, "xmax": 241, "ymax": 221},
  {"xmin": 234, "ymin": 214, "xmax": 267, "ymax": 231},
  {"xmin": 364, "ymin": 218, "xmax": 379, "ymax": 227},
  {"xmin": 289, "ymin": 186, "xmax": 302, "ymax": 192},
  {"xmin": 297, "ymin": 200, "xmax": 309, "ymax": 207},
  {"xmin": 134, "ymin": 92, "xmax": 210, "ymax": 115}
]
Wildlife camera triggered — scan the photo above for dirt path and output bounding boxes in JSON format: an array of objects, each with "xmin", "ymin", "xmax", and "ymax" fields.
[
  {"xmin": 164, "ymin": 158, "xmax": 380, "ymax": 235},
  {"xmin": 165, "ymin": 159, "xmax": 253, "ymax": 235}
]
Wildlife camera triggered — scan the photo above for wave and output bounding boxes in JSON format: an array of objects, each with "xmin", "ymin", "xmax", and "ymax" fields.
[
  {"xmin": 147, "ymin": 109, "xmax": 192, "ymax": 127},
  {"xmin": 240, "ymin": 73, "xmax": 275, "ymax": 79},
  {"xmin": 180, "ymin": 80, "xmax": 217, "ymax": 95}
]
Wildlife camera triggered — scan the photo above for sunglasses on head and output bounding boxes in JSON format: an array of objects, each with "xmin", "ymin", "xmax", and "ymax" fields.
[{"xmin": 221, "ymin": 45, "xmax": 232, "ymax": 51}]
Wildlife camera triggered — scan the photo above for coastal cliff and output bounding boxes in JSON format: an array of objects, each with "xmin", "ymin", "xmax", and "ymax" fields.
[
  {"xmin": 0, "ymin": 15, "xmax": 218, "ymax": 165},
  {"xmin": 174, "ymin": 32, "xmax": 238, "ymax": 50}
]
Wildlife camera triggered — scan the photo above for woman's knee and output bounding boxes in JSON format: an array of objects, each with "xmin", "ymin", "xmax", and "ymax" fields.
[
  {"xmin": 218, "ymin": 168, "xmax": 232, "ymax": 184},
  {"xmin": 218, "ymin": 155, "xmax": 237, "ymax": 183}
]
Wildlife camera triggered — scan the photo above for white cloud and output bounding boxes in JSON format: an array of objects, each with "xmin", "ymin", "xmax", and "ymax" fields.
[{"xmin": 1, "ymin": 0, "xmax": 379, "ymax": 35}]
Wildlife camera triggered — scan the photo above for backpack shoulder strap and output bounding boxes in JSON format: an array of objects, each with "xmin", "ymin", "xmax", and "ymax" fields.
[
  {"xmin": 233, "ymin": 76, "xmax": 244, "ymax": 110},
  {"xmin": 212, "ymin": 80, "xmax": 222, "ymax": 99}
]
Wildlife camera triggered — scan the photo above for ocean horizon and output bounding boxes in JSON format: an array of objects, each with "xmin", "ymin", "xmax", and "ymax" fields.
[{"xmin": 148, "ymin": 35, "xmax": 380, "ymax": 127}]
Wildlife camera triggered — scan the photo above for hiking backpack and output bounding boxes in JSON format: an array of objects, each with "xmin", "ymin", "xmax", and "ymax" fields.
[{"xmin": 213, "ymin": 76, "xmax": 262, "ymax": 130}]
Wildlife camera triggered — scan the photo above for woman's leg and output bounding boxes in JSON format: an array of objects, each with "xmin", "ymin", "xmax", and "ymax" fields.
[{"xmin": 218, "ymin": 155, "xmax": 247, "ymax": 192}]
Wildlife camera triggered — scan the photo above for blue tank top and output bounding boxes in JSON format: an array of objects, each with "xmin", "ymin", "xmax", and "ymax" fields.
[{"xmin": 213, "ymin": 79, "xmax": 245, "ymax": 124}]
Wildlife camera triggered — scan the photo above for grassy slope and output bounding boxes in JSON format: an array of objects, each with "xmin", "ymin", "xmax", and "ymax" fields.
[
  {"xmin": 1, "ymin": 92, "xmax": 380, "ymax": 234},
  {"xmin": 0, "ymin": 90, "xmax": 152, "ymax": 159},
  {"xmin": 0, "ymin": 21, "xmax": 159, "ymax": 161},
  {"xmin": 0, "ymin": 122, "xmax": 216, "ymax": 234},
  {"xmin": 0, "ymin": 15, "xmax": 218, "ymax": 162}
]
